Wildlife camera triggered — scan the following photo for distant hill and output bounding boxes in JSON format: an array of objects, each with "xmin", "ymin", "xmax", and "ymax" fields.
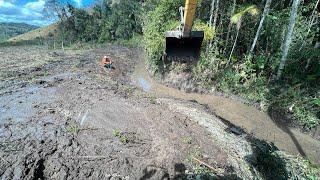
[
  {"xmin": 8, "ymin": 23, "xmax": 59, "ymax": 43},
  {"xmin": 0, "ymin": 22, "xmax": 38, "ymax": 42}
]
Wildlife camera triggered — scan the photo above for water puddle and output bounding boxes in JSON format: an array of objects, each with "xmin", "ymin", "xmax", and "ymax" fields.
[
  {"xmin": 132, "ymin": 59, "xmax": 320, "ymax": 165},
  {"xmin": 137, "ymin": 77, "xmax": 151, "ymax": 92},
  {"xmin": 41, "ymin": 72, "xmax": 86, "ymax": 82},
  {"xmin": 0, "ymin": 86, "xmax": 56, "ymax": 124}
]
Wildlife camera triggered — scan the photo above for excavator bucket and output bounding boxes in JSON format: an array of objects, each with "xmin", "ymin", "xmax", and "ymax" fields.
[{"xmin": 165, "ymin": 31, "xmax": 204, "ymax": 64}]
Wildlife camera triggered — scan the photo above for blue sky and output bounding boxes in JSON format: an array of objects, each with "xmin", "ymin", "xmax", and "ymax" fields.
[{"xmin": 0, "ymin": 0, "xmax": 95, "ymax": 26}]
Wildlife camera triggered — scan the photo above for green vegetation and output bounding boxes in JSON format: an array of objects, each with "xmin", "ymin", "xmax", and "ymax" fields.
[
  {"xmin": 186, "ymin": 148, "xmax": 217, "ymax": 178},
  {"xmin": 182, "ymin": 136, "xmax": 193, "ymax": 144},
  {"xmin": 52, "ymin": 0, "xmax": 142, "ymax": 45},
  {"xmin": 250, "ymin": 140, "xmax": 320, "ymax": 179},
  {"xmin": 7, "ymin": 23, "xmax": 58, "ymax": 43},
  {"xmin": 113, "ymin": 129, "xmax": 129, "ymax": 143},
  {"xmin": 0, "ymin": 22, "xmax": 38, "ymax": 42},
  {"xmin": 148, "ymin": 95, "xmax": 157, "ymax": 104},
  {"xmin": 66, "ymin": 123, "xmax": 80, "ymax": 135},
  {"xmin": 143, "ymin": 0, "xmax": 183, "ymax": 74},
  {"xmin": 143, "ymin": 0, "xmax": 320, "ymax": 130}
]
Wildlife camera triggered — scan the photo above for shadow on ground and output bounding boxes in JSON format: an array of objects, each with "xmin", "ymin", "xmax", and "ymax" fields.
[
  {"xmin": 267, "ymin": 107, "xmax": 307, "ymax": 157},
  {"xmin": 220, "ymin": 116, "xmax": 290, "ymax": 180}
]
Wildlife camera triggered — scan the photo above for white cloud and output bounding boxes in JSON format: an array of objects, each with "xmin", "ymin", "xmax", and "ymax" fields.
[
  {"xmin": 0, "ymin": 1, "xmax": 15, "ymax": 8},
  {"xmin": 0, "ymin": 13, "xmax": 53, "ymax": 26},
  {"xmin": 73, "ymin": 0, "xmax": 82, "ymax": 7},
  {"xmin": 24, "ymin": 0, "xmax": 45, "ymax": 12},
  {"xmin": 0, "ymin": 0, "xmax": 51, "ymax": 26},
  {"xmin": 0, "ymin": 0, "xmax": 89, "ymax": 26}
]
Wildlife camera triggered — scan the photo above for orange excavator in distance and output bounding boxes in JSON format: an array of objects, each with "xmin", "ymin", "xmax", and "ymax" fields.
[{"xmin": 164, "ymin": 0, "xmax": 204, "ymax": 64}]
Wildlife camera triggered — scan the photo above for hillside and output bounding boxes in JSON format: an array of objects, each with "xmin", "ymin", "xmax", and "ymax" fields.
[
  {"xmin": 0, "ymin": 22, "xmax": 38, "ymax": 42},
  {"xmin": 7, "ymin": 23, "xmax": 58, "ymax": 43}
]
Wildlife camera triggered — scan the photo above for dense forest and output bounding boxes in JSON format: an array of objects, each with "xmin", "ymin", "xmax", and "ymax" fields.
[
  {"xmin": 0, "ymin": 22, "xmax": 38, "ymax": 42},
  {"xmin": 42, "ymin": 0, "xmax": 320, "ymax": 131}
]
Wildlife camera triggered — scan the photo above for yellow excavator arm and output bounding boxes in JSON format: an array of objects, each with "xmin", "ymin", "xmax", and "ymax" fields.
[
  {"xmin": 164, "ymin": 0, "xmax": 204, "ymax": 63},
  {"xmin": 182, "ymin": 0, "xmax": 198, "ymax": 37}
]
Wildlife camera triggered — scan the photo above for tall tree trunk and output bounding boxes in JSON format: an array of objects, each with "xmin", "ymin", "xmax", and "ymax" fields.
[
  {"xmin": 208, "ymin": 0, "xmax": 216, "ymax": 27},
  {"xmin": 249, "ymin": 0, "xmax": 272, "ymax": 54},
  {"xmin": 227, "ymin": 20, "xmax": 241, "ymax": 67},
  {"xmin": 225, "ymin": 0, "xmax": 236, "ymax": 54},
  {"xmin": 206, "ymin": 0, "xmax": 217, "ymax": 53},
  {"xmin": 61, "ymin": 41, "xmax": 64, "ymax": 51},
  {"xmin": 211, "ymin": 0, "xmax": 220, "ymax": 50},
  {"xmin": 212, "ymin": 0, "xmax": 220, "ymax": 30},
  {"xmin": 276, "ymin": 0, "xmax": 300, "ymax": 80}
]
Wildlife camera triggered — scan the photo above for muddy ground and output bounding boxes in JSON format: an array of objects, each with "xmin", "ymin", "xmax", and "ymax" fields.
[{"xmin": 0, "ymin": 45, "xmax": 318, "ymax": 179}]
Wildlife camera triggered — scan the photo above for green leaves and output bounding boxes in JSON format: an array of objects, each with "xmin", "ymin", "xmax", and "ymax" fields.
[
  {"xmin": 231, "ymin": 5, "xmax": 260, "ymax": 24},
  {"xmin": 193, "ymin": 21, "xmax": 215, "ymax": 45},
  {"xmin": 311, "ymin": 99, "xmax": 320, "ymax": 106},
  {"xmin": 99, "ymin": 0, "xmax": 142, "ymax": 42},
  {"xmin": 143, "ymin": 0, "xmax": 184, "ymax": 73}
]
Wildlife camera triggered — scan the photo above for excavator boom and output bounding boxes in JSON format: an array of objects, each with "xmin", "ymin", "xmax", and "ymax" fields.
[
  {"xmin": 165, "ymin": 0, "xmax": 204, "ymax": 64},
  {"xmin": 182, "ymin": 0, "xmax": 198, "ymax": 37}
]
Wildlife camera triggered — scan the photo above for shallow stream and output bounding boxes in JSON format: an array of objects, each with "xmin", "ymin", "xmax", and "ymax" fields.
[{"xmin": 133, "ymin": 59, "xmax": 320, "ymax": 165}]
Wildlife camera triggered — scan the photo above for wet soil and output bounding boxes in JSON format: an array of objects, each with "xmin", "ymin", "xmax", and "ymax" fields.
[
  {"xmin": 0, "ymin": 45, "xmax": 319, "ymax": 179},
  {"xmin": 0, "ymin": 45, "xmax": 258, "ymax": 179},
  {"xmin": 133, "ymin": 54, "xmax": 320, "ymax": 165}
]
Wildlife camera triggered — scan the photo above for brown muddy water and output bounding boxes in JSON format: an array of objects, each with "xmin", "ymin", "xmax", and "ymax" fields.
[{"xmin": 133, "ymin": 59, "xmax": 320, "ymax": 165}]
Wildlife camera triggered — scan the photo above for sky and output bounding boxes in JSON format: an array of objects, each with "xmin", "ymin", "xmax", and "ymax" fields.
[{"xmin": 0, "ymin": 0, "xmax": 95, "ymax": 26}]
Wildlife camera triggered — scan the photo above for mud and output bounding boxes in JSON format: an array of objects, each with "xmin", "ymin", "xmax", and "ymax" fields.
[
  {"xmin": 0, "ymin": 45, "xmax": 319, "ymax": 179},
  {"xmin": 0, "ymin": 45, "xmax": 254, "ymax": 179}
]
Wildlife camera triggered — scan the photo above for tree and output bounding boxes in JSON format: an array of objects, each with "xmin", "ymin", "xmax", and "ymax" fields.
[
  {"xmin": 99, "ymin": 0, "xmax": 142, "ymax": 42},
  {"xmin": 206, "ymin": 0, "xmax": 216, "ymax": 52},
  {"xmin": 212, "ymin": 0, "xmax": 219, "ymax": 30},
  {"xmin": 208, "ymin": 0, "xmax": 216, "ymax": 28},
  {"xmin": 299, "ymin": 0, "xmax": 320, "ymax": 51},
  {"xmin": 276, "ymin": 0, "xmax": 301, "ymax": 80},
  {"xmin": 225, "ymin": 0, "xmax": 236, "ymax": 54},
  {"xmin": 249, "ymin": 0, "xmax": 272, "ymax": 54},
  {"xmin": 227, "ymin": 5, "xmax": 259, "ymax": 66}
]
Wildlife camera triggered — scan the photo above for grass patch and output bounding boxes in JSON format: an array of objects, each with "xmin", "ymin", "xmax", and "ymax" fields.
[
  {"xmin": 114, "ymin": 34, "xmax": 144, "ymax": 48},
  {"xmin": 113, "ymin": 129, "xmax": 129, "ymax": 143},
  {"xmin": 250, "ymin": 140, "xmax": 320, "ymax": 179},
  {"xmin": 186, "ymin": 148, "xmax": 217, "ymax": 178},
  {"xmin": 148, "ymin": 95, "xmax": 157, "ymax": 104},
  {"xmin": 66, "ymin": 123, "xmax": 80, "ymax": 135},
  {"xmin": 182, "ymin": 136, "xmax": 193, "ymax": 144}
]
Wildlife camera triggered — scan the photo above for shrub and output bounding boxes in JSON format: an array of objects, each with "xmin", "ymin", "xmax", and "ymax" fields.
[{"xmin": 143, "ymin": 0, "xmax": 184, "ymax": 74}]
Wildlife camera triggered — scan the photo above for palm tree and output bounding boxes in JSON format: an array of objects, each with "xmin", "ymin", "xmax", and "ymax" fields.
[{"xmin": 227, "ymin": 5, "xmax": 260, "ymax": 66}]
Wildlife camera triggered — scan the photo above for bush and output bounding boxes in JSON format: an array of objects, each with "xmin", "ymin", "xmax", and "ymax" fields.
[{"xmin": 143, "ymin": 0, "xmax": 184, "ymax": 74}]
